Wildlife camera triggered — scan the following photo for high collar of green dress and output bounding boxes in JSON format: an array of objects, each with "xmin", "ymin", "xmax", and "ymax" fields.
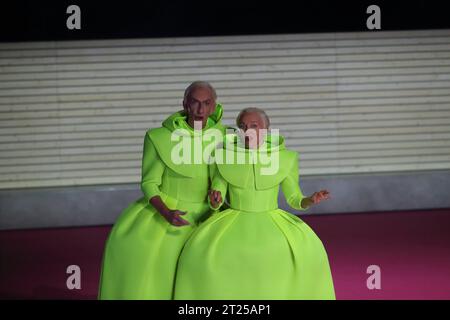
[
  {"xmin": 146, "ymin": 103, "xmax": 227, "ymax": 178},
  {"xmin": 222, "ymin": 132, "xmax": 286, "ymax": 154},
  {"xmin": 215, "ymin": 133, "xmax": 297, "ymax": 190},
  {"xmin": 162, "ymin": 103, "xmax": 225, "ymax": 135}
]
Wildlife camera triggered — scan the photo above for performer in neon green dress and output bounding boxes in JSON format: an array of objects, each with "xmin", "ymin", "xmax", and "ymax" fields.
[
  {"xmin": 98, "ymin": 82, "xmax": 228, "ymax": 299},
  {"xmin": 174, "ymin": 108, "xmax": 336, "ymax": 300}
]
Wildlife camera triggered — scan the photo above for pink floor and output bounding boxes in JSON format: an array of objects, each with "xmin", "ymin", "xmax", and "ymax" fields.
[{"xmin": 1, "ymin": 208, "xmax": 449, "ymax": 299}]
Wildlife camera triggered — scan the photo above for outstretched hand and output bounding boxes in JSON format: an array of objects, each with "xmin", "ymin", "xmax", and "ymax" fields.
[
  {"xmin": 208, "ymin": 190, "xmax": 222, "ymax": 208},
  {"xmin": 310, "ymin": 190, "xmax": 330, "ymax": 204}
]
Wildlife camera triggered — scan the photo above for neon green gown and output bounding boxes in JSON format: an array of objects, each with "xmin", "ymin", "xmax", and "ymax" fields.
[
  {"xmin": 173, "ymin": 133, "xmax": 336, "ymax": 299},
  {"xmin": 98, "ymin": 104, "xmax": 227, "ymax": 299}
]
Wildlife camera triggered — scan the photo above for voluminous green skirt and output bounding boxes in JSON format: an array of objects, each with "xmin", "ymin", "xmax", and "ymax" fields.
[
  {"xmin": 98, "ymin": 192, "xmax": 210, "ymax": 299},
  {"xmin": 173, "ymin": 208, "xmax": 336, "ymax": 300}
]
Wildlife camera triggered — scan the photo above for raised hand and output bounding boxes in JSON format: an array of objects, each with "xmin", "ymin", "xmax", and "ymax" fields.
[
  {"xmin": 310, "ymin": 190, "xmax": 331, "ymax": 204},
  {"xmin": 208, "ymin": 190, "xmax": 223, "ymax": 208}
]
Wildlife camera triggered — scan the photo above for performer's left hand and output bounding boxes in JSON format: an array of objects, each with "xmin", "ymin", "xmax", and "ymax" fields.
[
  {"xmin": 208, "ymin": 190, "xmax": 223, "ymax": 208},
  {"xmin": 310, "ymin": 190, "xmax": 330, "ymax": 204}
]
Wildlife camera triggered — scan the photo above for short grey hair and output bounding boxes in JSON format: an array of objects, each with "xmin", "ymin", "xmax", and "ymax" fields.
[
  {"xmin": 236, "ymin": 107, "xmax": 270, "ymax": 128},
  {"xmin": 183, "ymin": 81, "xmax": 217, "ymax": 101}
]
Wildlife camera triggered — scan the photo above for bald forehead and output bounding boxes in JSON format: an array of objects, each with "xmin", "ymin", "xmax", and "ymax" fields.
[
  {"xmin": 184, "ymin": 83, "xmax": 217, "ymax": 100},
  {"xmin": 237, "ymin": 110, "xmax": 270, "ymax": 128},
  {"xmin": 189, "ymin": 86, "xmax": 215, "ymax": 99}
]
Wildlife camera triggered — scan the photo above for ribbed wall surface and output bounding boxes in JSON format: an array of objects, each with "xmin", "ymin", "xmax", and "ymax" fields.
[{"xmin": 1, "ymin": 29, "xmax": 450, "ymax": 189}]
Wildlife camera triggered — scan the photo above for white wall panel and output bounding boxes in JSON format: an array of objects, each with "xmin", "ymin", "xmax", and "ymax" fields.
[{"xmin": 1, "ymin": 29, "xmax": 450, "ymax": 189}]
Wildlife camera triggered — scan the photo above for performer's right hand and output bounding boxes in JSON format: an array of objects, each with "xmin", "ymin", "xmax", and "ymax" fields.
[
  {"xmin": 208, "ymin": 190, "xmax": 222, "ymax": 208},
  {"xmin": 160, "ymin": 209, "xmax": 190, "ymax": 226}
]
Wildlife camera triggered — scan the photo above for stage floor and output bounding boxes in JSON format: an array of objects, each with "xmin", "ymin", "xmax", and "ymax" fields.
[{"xmin": 1, "ymin": 208, "xmax": 449, "ymax": 299}]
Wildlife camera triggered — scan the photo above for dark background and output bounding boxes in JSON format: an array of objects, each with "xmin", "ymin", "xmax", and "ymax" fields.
[{"xmin": 1, "ymin": 0, "xmax": 450, "ymax": 42}]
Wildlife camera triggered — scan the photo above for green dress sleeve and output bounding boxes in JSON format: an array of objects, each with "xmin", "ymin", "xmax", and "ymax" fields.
[
  {"xmin": 140, "ymin": 132, "xmax": 165, "ymax": 203},
  {"xmin": 207, "ymin": 162, "xmax": 228, "ymax": 211},
  {"xmin": 281, "ymin": 153, "xmax": 308, "ymax": 211}
]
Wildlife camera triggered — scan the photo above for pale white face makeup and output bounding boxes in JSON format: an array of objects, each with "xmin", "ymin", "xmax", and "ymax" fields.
[
  {"xmin": 237, "ymin": 111, "xmax": 268, "ymax": 149},
  {"xmin": 183, "ymin": 87, "xmax": 216, "ymax": 130}
]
